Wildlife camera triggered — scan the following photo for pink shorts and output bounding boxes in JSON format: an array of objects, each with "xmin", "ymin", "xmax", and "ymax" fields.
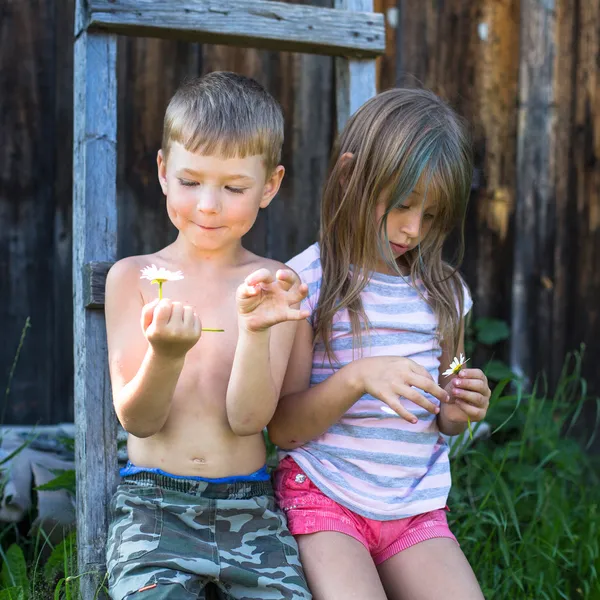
[{"xmin": 274, "ymin": 456, "xmax": 457, "ymax": 565}]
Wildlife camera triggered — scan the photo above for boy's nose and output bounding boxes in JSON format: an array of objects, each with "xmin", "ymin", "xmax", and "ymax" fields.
[{"xmin": 196, "ymin": 189, "xmax": 221, "ymax": 214}]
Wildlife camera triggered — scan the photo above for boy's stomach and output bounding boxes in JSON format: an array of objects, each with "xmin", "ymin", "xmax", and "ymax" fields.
[{"xmin": 125, "ymin": 403, "xmax": 267, "ymax": 479}]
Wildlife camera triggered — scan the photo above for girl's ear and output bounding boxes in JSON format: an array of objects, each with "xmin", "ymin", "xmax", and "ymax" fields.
[{"xmin": 338, "ymin": 152, "xmax": 355, "ymax": 188}]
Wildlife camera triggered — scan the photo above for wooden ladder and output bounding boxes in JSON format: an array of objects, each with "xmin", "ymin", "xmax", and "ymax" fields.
[{"xmin": 73, "ymin": 0, "xmax": 384, "ymax": 595}]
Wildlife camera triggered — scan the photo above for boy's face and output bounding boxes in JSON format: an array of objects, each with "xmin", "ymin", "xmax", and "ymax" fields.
[{"xmin": 157, "ymin": 142, "xmax": 284, "ymax": 252}]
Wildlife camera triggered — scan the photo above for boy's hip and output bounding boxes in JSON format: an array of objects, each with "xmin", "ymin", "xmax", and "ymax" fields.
[{"xmin": 106, "ymin": 474, "xmax": 307, "ymax": 597}]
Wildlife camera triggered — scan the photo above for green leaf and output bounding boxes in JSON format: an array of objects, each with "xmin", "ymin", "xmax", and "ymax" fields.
[
  {"xmin": 0, "ymin": 544, "xmax": 28, "ymax": 598},
  {"xmin": 485, "ymin": 360, "xmax": 516, "ymax": 382},
  {"xmin": 44, "ymin": 531, "xmax": 77, "ymax": 583},
  {"xmin": 475, "ymin": 318, "xmax": 511, "ymax": 346},
  {"xmin": 35, "ymin": 469, "xmax": 76, "ymax": 496},
  {"xmin": 0, "ymin": 588, "xmax": 25, "ymax": 600}
]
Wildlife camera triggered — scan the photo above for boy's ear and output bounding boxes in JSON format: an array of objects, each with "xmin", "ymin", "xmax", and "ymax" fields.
[
  {"xmin": 259, "ymin": 165, "xmax": 285, "ymax": 209},
  {"xmin": 157, "ymin": 150, "xmax": 168, "ymax": 195}
]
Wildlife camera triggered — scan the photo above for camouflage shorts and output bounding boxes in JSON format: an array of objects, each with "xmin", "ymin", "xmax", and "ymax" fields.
[{"xmin": 106, "ymin": 472, "xmax": 311, "ymax": 599}]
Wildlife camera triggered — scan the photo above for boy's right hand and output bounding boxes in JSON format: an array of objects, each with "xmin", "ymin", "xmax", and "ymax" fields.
[
  {"xmin": 141, "ymin": 298, "xmax": 202, "ymax": 359},
  {"xmin": 354, "ymin": 357, "xmax": 449, "ymax": 423}
]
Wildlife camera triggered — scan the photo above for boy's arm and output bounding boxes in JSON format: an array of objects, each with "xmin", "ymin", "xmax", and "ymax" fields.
[
  {"xmin": 106, "ymin": 259, "xmax": 200, "ymax": 438},
  {"xmin": 226, "ymin": 267, "xmax": 309, "ymax": 436}
]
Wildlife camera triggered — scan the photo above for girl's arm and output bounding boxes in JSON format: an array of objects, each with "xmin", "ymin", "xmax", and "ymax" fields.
[
  {"xmin": 438, "ymin": 321, "xmax": 490, "ymax": 435},
  {"xmin": 268, "ymin": 320, "xmax": 448, "ymax": 449}
]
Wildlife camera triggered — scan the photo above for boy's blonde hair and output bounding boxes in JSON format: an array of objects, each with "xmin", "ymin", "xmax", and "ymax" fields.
[{"xmin": 162, "ymin": 72, "xmax": 284, "ymax": 174}]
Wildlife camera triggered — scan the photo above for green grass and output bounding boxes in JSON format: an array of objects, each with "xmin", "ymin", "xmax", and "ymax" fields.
[
  {"xmin": 1, "ymin": 346, "xmax": 599, "ymax": 598},
  {"xmin": 449, "ymin": 351, "xmax": 600, "ymax": 599}
]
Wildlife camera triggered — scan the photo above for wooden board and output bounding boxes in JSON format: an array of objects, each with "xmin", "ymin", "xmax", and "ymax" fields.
[
  {"xmin": 84, "ymin": 0, "xmax": 385, "ymax": 58},
  {"xmin": 73, "ymin": 19, "xmax": 119, "ymax": 598},
  {"xmin": 334, "ymin": 0, "xmax": 377, "ymax": 132}
]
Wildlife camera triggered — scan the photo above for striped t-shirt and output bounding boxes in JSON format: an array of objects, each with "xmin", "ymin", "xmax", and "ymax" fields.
[{"xmin": 284, "ymin": 243, "xmax": 472, "ymax": 520}]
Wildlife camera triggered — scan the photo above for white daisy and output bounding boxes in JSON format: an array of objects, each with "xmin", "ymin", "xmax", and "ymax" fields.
[
  {"xmin": 442, "ymin": 353, "xmax": 469, "ymax": 377},
  {"xmin": 140, "ymin": 264, "xmax": 184, "ymax": 284},
  {"xmin": 140, "ymin": 264, "xmax": 184, "ymax": 300},
  {"xmin": 381, "ymin": 406, "xmax": 397, "ymax": 415}
]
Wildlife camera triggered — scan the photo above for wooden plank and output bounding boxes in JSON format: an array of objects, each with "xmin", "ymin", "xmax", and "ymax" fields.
[
  {"xmin": 82, "ymin": 0, "xmax": 385, "ymax": 58},
  {"xmin": 373, "ymin": 0, "xmax": 399, "ymax": 90},
  {"xmin": 73, "ymin": 19, "xmax": 119, "ymax": 599},
  {"xmin": 0, "ymin": 0, "xmax": 57, "ymax": 425},
  {"xmin": 334, "ymin": 0, "xmax": 378, "ymax": 133},
  {"xmin": 571, "ymin": 0, "xmax": 600, "ymax": 399},
  {"xmin": 511, "ymin": 0, "xmax": 556, "ymax": 383},
  {"xmin": 269, "ymin": 0, "xmax": 333, "ymax": 262},
  {"xmin": 551, "ymin": 0, "xmax": 576, "ymax": 383},
  {"xmin": 84, "ymin": 261, "xmax": 112, "ymax": 308}
]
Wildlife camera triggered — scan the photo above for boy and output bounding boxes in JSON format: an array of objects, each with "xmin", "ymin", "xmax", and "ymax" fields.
[{"xmin": 104, "ymin": 72, "xmax": 312, "ymax": 600}]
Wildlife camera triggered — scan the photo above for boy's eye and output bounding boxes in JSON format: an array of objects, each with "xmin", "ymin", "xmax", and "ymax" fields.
[
  {"xmin": 178, "ymin": 178, "xmax": 198, "ymax": 187},
  {"xmin": 226, "ymin": 186, "xmax": 246, "ymax": 194}
]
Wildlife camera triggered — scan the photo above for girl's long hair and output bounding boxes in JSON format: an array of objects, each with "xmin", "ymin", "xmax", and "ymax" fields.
[{"xmin": 315, "ymin": 88, "xmax": 473, "ymax": 364}]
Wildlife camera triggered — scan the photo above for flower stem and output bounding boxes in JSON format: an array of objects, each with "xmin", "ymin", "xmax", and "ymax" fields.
[
  {"xmin": 467, "ymin": 418, "xmax": 473, "ymax": 440},
  {"xmin": 158, "ymin": 282, "xmax": 163, "ymax": 300},
  {"xmin": 201, "ymin": 328, "xmax": 225, "ymax": 332}
]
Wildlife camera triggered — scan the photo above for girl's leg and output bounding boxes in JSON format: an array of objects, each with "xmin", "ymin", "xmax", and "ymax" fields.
[
  {"xmin": 377, "ymin": 538, "xmax": 484, "ymax": 600},
  {"xmin": 297, "ymin": 531, "xmax": 388, "ymax": 600}
]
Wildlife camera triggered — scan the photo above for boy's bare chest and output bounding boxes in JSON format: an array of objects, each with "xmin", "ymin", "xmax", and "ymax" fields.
[{"xmin": 163, "ymin": 280, "xmax": 241, "ymax": 377}]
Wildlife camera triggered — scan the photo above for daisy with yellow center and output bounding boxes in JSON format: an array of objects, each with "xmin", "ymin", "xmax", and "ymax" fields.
[
  {"xmin": 140, "ymin": 265, "xmax": 223, "ymax": 332},
  {"xmin": 443, "ymin": 353, "xmax": 473, "ymax": 439},
  {"xmin": 140, "ymin": 264, "xmax": 184, "ymax": 300},
  {"xmin": 442, "ymin": 353, "xmax": 469, "ymax": 377}
]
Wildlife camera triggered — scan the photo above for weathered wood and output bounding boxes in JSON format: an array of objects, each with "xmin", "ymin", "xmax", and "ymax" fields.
[
  {"xmin": 82, "ymin": 0, "xmax": 385, "ymax": 58},
  {"xmin": 0, "ymin": 0, "xmax": 59, "ymax": 425},
  {"xmin": 84, "ymin": 261, "xmax": 112, "ymax": 308},
  {"xmin": 511, "ymin": 0, "xmax": 556, "ymax": 383},
  {"xmin": 73, "ymin": 19, "xmax": 119, "ymax": 598},
  {"xmin": 373, "ymin": 0, "xmax": 399, "ymax": 90},
  {"xmin": 270, "ymin": 0, "xmax": 333, "ymax": 261},
  {"xmin": 334, "ymin": 0, "xmax": 378, "ymax": 132},
  {"xmin": 552, "ymin": 0, "xmax": 576, "ymax": 383},
  {"xmin": 571, "ymin": 0, "xmax": 600, "ymax": 402}
]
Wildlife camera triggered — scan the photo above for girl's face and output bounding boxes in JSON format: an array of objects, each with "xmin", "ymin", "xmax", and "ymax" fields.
[{"xmin": 375, "ymin": 185, "xmax": 438, "ymax": 269}]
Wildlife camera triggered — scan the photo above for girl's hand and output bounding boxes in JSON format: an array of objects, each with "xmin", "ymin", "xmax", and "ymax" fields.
[
  {"xmin": 141, "ymin": 298, "xmax": 202, "ymax": 359},
  {"xmin": 441, "ymin": 368, "xmax": 490, "ymax": 424},
  {"xmin": 355, "ymin": 357, "xmax": 449, "ymax": 424},
  {"xmin": 237, "ymin": 268, "xmax": 309, "ymax": 333}
]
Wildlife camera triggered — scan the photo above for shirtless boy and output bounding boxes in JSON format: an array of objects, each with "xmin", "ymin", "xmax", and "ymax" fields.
[{"xmin": 104, "ymin": 72, "xmax": 311, "ymax": 600}]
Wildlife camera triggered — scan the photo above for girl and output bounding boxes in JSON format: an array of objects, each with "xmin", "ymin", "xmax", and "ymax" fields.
[{"xmin": 268, "ymin": 88, "xmax": 490, "ymax": 600}]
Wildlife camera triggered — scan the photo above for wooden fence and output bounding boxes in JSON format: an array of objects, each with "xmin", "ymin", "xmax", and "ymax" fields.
[{"xmin": 1, "ymin": 0, "xmax": 599, "ymax": 426}]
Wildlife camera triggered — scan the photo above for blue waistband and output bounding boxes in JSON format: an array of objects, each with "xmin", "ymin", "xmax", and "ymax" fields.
[{"xmin": 119, "ymin": 461, "xmax": 270, "ymax": 483}]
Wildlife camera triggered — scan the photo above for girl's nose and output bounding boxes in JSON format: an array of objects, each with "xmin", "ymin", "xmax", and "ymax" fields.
[{"xmin": 401, "ymin": 211, "xmax": 422, "ymax": 238}]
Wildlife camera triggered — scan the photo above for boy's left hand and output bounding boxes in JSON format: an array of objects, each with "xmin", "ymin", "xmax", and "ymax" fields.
[
  {"xmin": 237, "ymin": 268, "xmax": 309, "ymax": 333},
  {"xmin": 441, "ymin": 368, "xmax": 490, "ymax": 424}
]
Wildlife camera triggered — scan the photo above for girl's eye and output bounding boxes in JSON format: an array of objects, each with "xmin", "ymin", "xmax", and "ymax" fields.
[
  {"xmin": 178, "ymin": 178, "xmax": 198, "ymax": 187},
  {"xmin": 226, "ymin": 187, "xmax": 246, "ymax": 194},
  {"xmin": 424, "ymin": 213, "xmax": 436, "ymax": 221}
]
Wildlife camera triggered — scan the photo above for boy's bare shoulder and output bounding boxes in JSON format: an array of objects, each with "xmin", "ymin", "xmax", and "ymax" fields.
[{"xmin": 106, "ymin": 254, "xmax": 162, "ymax": 303}]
